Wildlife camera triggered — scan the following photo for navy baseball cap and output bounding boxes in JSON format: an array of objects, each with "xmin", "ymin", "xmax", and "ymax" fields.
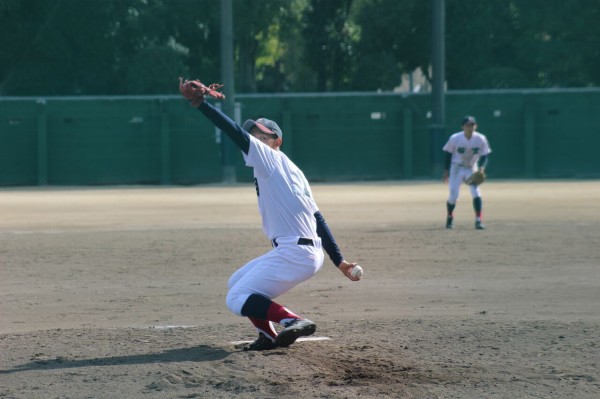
[
  {"xmin": 243, "ymin": 118, "xmax": 283, "ymax": 138},
  {"xmin": 462, "ymin": 115, "xmax": 477, "ymax": 125}
]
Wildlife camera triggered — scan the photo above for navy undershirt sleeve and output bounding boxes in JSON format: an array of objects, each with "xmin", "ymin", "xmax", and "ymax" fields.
[
  {"xmin": 444, "ymin": 151, "xmax": 452, "ymax": 170},
  {"xmin": 314, "ymin": 211, "xmax": 344, "ymax": 267},
  {"xmin": 198, "ymin": 101, "xmax": 250, "ymax": 154},
  {"xmin": 478, "ymin": 155, "xmax": 488, "ymax": 169}
]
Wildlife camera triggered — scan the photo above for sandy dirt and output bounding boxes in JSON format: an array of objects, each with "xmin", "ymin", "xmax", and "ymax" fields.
[{"xmin": 1, "ymin": 181, "xmax": 599, "ymax": 398}]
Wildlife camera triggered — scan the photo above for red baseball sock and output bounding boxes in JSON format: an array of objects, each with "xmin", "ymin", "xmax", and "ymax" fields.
[
  {"xmin": 266, "ymin": 302, "xmax": 300, "ymax": 325},
  {"xmin": 248, "ymin": 317, "xmax": 277, "ymax": 341}
]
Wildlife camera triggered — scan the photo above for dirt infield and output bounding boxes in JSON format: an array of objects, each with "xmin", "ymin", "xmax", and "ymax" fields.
[{"xmin": 1, "ymin": 181, "xmax": 599, "ymax": 398}]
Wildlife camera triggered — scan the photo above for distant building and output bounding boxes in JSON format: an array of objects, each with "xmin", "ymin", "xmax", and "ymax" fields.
[{"xmin": 394, "ymin": 67, "xmax": 443, "ymax": 93}]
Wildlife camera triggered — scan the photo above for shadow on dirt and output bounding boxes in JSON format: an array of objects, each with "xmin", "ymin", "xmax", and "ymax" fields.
[{"xmin": 0, "ymin": 345, "xmax": 230, "ymax": 374}]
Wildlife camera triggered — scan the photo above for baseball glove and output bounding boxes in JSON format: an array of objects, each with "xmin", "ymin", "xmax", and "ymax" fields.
[
  {"xmin": 465, "ymin": 170, "xmax": 486, "ymax": 186},
  {"xmin": 179, "ymin": 77, "xmax": 225, "ymax": 107}
]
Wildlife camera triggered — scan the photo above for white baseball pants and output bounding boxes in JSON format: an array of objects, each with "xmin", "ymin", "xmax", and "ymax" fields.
[
  {"xmin": 447, "ymin": 164, "xmax": 481, "ymax": 204},
  {"xmin": 226, "ymin": 236, "xmax": 324, "ymax": 316}
]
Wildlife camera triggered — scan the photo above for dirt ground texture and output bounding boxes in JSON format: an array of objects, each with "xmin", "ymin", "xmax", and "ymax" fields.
[{"xmin": 1, "ymin": 181, "xmax": 599, "ymax": 398}]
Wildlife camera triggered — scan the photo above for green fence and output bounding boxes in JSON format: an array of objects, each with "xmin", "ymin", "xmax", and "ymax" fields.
[{"xmin": 1, "ymin": 89, "xmax": 599, "ymax": 186}]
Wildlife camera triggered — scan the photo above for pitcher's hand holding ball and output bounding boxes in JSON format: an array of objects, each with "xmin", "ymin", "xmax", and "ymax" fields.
[{"xmin": 339, "ymin": 260, "xmax": 364, "ymax": 281}]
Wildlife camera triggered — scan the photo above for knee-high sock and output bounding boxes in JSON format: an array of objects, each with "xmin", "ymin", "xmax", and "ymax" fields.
[
  {"xmin": 241, "ymin": 293, "xmax": 300, "ymax": 325},
  {"xmin": 248, "ymin": 317, "xmax": 277, "ymax": 341},
  {"xmin": 473, "ymin": 197, "xmax": 483, "ymax": 218},
  {"xmin": 447, "ymin": 201, "xmax": 456, "ymax": 216}
]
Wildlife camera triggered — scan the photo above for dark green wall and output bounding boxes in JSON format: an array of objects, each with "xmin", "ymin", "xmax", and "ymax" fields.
[{"xmin": 1, "ymin": 89, "xmax": 599, "ymax": 186}]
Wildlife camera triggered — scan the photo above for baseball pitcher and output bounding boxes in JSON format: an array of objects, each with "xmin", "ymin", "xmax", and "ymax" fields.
[{"xmin": 179, "ymin": 78, "xmax": 362, "ymax": 351}]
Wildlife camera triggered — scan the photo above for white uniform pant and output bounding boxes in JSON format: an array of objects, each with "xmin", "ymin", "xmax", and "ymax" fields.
[
  {"xmin": 447, "ymin": 164, "xmax": 481, "ymax": 204},
  {"xmin": 226, "ymin": 236, "xmax": 324, "ymax": 316}
]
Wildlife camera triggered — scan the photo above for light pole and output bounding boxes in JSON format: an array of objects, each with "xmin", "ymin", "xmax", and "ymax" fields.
[
  {"xmin": 430, "ymin": 0, "xmax": 446, "ymax": 177},
  {"xmin": 220, "ymin": 0, "xmax": 236, "ymax": 183}
]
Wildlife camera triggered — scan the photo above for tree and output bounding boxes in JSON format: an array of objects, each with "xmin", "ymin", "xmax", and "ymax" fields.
[
  {"xmin": 511, "ymin": 0, "xmax": 600, "ymax": 87},
  {"xmin": 445, "ymin": 0, "xmax": 600, "ymax": 89},
  {"xmin": 0, "ymin": 0, "xmax": 218, "ymax": 95},
  {"xmin": 444, "ymin": 0, "xmax": 526, "ymax": 89},
  {"xmin": 0, "ymin": 0, "xmax": 77, "ymax": 95},
  {"xmin": 350, "ymin": 0, "xmax": 430, "ymax": 91},
  {"xmin": 233, "ymin": 0, "xmax": 290, "ymax": 92},
  {"xmin": 2, "ymin": 0, "xmax": 600, "ymax": 95},
  {"xmin": 300, "ymin": 0, "xmax": 356, "ymax": 91}
]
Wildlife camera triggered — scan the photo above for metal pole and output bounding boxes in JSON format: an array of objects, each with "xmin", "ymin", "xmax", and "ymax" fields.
[
  {"xmin": 36, "ymin": 99, "xmax": 48, "ymax": 185},
  {"xmin": 430, "ymin": 0, "xmax": 445, "ymax": 177},
  {"xmin": 160, "ymin": 98, "xmax": 171, "ymax": 185},
  {"xmin": 220, "ymin": 0, "xmax": 236, "ymax": 183}
]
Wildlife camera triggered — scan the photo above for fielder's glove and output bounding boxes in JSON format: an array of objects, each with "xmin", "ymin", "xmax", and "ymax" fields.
[
  {"xmin": 179, "ymin": 77, "xmax": 225, "ymax": 107},
  {"xmin": 465, "ymin": 170, "xmax": 486, "ymax": 186}
]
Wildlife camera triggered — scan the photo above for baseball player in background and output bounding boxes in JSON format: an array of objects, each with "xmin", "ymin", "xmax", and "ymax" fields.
[
  {"xmin": 442, "ymin": 115, "xmax": 492, "ymax": 230},
  {"xmin": 180, "ymin": 80, "xmax": 362, "ymax": 351}
]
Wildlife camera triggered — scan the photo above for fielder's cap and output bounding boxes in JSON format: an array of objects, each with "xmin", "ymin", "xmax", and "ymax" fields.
[
  {"xmin": 462, "ymin": 115, "xmax": 477, "ymax": 125},
  {"xmin": 243, "ymin": 118, "xmax": 283, "ymax": 138}
]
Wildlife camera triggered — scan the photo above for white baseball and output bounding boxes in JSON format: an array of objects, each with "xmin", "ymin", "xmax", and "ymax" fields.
[{"xmin": 351, "ymin": 265, "xmax": 363, "ymax": 279}]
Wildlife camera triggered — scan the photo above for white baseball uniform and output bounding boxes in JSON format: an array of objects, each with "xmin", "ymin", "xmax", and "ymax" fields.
[
  {"xmin": 226, "ymin": 135, "xmax": 324, "ymax": 315},
  {"xmin": 443, "ymin": 130, "xmax": 491, "ymax": 203},
  {"xmin": 196, "ymin": 100, "xmax": 346, "ymax": 347}
]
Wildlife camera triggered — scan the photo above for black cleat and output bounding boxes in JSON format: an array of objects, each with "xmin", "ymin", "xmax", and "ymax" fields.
[
  {"xmin": 243, "ymin": 332, "xmax": 278, "ymax": 351},
  {"xmin": 446, "ymin": 216, "xmax": 454, "ymax": 229},
  {"xmin": 475, "ymin": 220, "xmax": 486, "ymax": 230},
  {"xmin": 275, "ymin": 319, "xmax": 316, "ymax": 348}
]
